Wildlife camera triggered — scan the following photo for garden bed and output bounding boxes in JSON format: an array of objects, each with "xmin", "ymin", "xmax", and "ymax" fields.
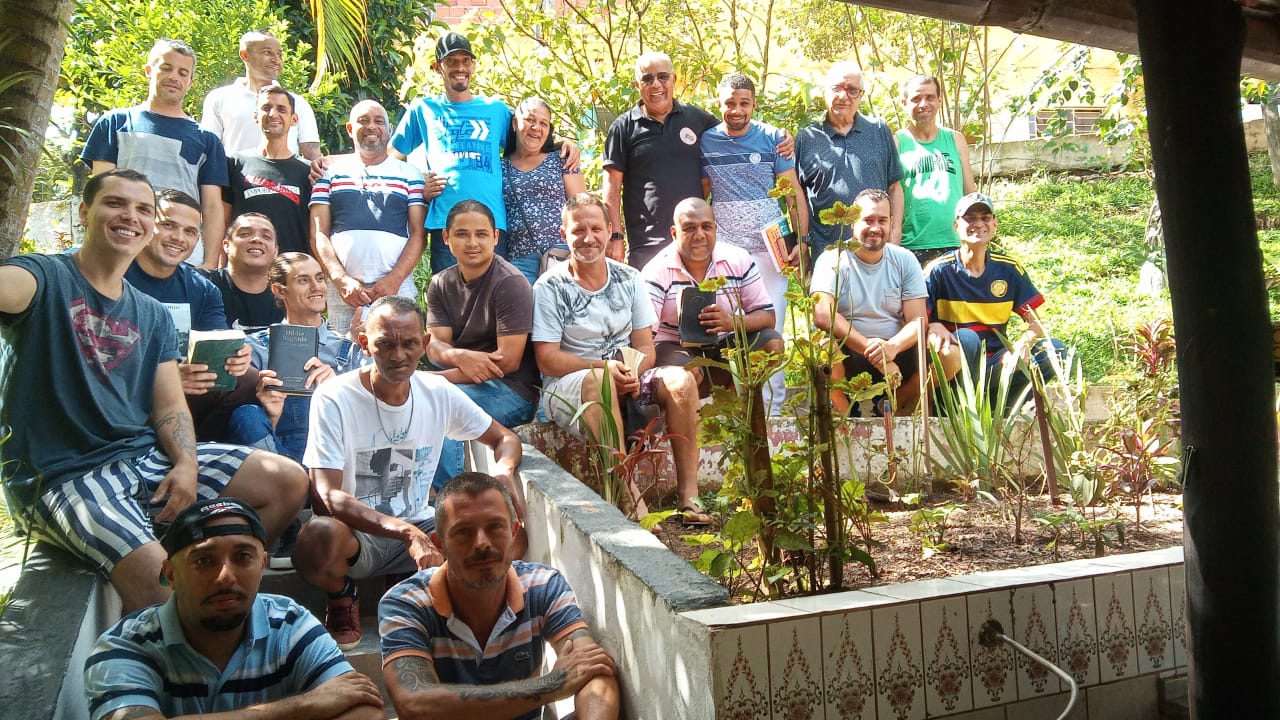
[{"xmin": 654, "ymin": 490, "xmax": 1184, "ymax": 603}]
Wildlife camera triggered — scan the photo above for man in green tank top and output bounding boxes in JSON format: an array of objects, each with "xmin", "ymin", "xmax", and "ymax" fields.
[{"xmin": 894, "ymin": 75, "xmax": 976, "ymax": 265}]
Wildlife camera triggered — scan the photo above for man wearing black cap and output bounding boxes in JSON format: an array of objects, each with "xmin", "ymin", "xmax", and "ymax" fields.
[
  {"xmin": 84, "ymin": 498, "xmax": 385, "ymax": 720},
  {"xmin": 390, "ymin": 32, "xmax": 578, "ymax": 274}
]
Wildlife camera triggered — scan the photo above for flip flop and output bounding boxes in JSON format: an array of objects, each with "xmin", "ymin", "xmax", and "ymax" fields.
[{"xmin": 678, "ymin": 505, "xmax": 714, "ymax": 527}]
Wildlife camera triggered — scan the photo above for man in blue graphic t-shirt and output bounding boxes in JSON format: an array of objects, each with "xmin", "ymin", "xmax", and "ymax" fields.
[
  {"xmin": 0, "ymin": 169, "xmax": 306, "ymax": 615},
  {"xmin": 390, "ymin": 32, "xmax": 577, "ymax": 274}
]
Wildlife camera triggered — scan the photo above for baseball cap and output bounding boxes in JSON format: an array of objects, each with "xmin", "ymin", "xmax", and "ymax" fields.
[
  {"xmin": 955, "ymin": 192, "xmax": 996, "ymax": 218},
  {"xmin": 435, "ymin": 32, "xmax": 474, "ymax": 63},
  {"xmin": 160, "ymin": 498, "xmax": 268, "ymax": 557}
]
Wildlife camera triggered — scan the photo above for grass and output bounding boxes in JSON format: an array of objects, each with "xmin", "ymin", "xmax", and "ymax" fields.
[{"xmin": 993, "ymin": 170, "xmax": 1167, "ymax": 383}]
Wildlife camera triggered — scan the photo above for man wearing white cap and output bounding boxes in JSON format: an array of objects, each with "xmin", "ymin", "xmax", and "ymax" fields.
[{"xmin": 924, "ymin": 192, "xmax": 1066, "ymax": 402}]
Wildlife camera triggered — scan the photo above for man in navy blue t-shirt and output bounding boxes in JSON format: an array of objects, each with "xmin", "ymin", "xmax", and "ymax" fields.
[
  {"xmin": 0, "ymin": 169, "xmax": 306, "ymax": 614},
  {"xmin": 81, "ymin": 39, "xmax": 228, "ymax": 268}
]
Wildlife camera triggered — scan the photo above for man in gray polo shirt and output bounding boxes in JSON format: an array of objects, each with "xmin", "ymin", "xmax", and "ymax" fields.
[{"xmin": 796, "ymin": 61, "xmax": 904, "ymax": 259}]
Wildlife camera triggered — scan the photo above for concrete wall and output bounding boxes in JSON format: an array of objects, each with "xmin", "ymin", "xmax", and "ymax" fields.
[{"xmin": 517, "ymin": 447, "xmax": 729, "ymax": 719}]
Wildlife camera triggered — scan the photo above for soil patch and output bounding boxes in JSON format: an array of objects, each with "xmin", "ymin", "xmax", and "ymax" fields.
[{"xmin": 654, "ymin": 491, "xmax": 1183, "ymax": 603}]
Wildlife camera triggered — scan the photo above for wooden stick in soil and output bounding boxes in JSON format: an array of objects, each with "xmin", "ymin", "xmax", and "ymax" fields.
[
  {"xmin": 917, "ymin": 317, "xmax": 931, "ymax": 497},
  {"xmin": 746, "ymin": 384, "xmax": 779, "ymax": 587},
  {"xmin": 811, "ymin": 361, "xmax": 842, "ymax": 591}
]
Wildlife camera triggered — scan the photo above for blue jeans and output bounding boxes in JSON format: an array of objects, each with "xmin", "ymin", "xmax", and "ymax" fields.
[
  {"xmin": 507, "ymin": 252, "xmax": 541, "ymax": 287},
  {"xmin": 429, "ymin": 228, "xmax": 509, "ymax": 275},
  {"xmin": 227, "ymin": 399, "xmax": 310, "ymax": 464},
  {"xmin": 433, "ymin": 379, "xmax": 536, "ymax": 490},
  {"xmin": 955, "ymin": 329, "xmax": 1067, "ymax": 406}
]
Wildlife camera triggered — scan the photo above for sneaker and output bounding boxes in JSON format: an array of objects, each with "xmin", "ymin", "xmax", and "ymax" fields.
[
  {"xmin": 268, "ymin": 517, "xmax": 302, "ymax": 570},
  {"xmin": 325, "ymin": 591, "xmax": 361, "ymax": 650}
]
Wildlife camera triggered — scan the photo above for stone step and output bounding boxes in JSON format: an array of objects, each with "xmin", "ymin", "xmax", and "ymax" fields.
[{"xmin": 260, "ymin": 569, "xmax": 398, "ymax": 718}]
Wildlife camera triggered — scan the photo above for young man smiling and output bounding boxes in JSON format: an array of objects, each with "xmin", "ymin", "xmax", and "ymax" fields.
[
  {"xmin": 0, "ymin": 170, "xmax": 306, "ymax": 614},
  {"xmin": 224, "ymin": 84, "xmax": 314, "ymax": 256},
  {"xmin": 201, "ymin": 213, "xmax": 284, "ymax": 331},
  {"xmin": 699, "ymin": 72, "xmax": 808, "ymax": 414}
]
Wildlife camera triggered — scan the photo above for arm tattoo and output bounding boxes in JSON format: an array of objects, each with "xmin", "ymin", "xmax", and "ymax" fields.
[
  {"xmin": 457, "ymin": 669, "xmax": 568, "ymax": 703},
  {"xmin": 153, "ymin": 411, "xmax": 197, "ymax": 459},
  {"xmin": 392, "ymin": 656, "xmax": 440, "ymax": 692}
]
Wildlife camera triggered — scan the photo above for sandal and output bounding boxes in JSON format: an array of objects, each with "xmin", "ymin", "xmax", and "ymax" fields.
[{"xmin": 678, "ymin": 504, "xmax": 714, "ymax": 527}]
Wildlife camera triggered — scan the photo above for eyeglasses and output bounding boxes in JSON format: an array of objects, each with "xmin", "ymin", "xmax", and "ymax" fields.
[
  {"xmin": 830, "ymin": 84, "xmax": 864, "ymax": 98},
  {"xmin": 639, "ymin": 72, "xmax": 673, "ymax": 86}
]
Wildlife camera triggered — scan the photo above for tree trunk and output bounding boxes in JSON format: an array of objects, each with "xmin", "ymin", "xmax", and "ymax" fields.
[
  {"xmin": 1135, "ymin": 2, "xmax": 1280, "ymax": 717},
  {"xmin": 0, "ymin": 0, "xmax": 74, "ymax": 259},
  {"xmin": 1265, "ymin": 83, "xmax": 1280, "ymax": 189}
]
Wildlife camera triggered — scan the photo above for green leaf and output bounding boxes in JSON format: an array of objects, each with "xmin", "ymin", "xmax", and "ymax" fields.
[
  {"xmin": 709, "ymin": 551, "xmax": 734, "ymax": 578},
  {"xmin": 639, "ymin": 509, "xmax": 676, "ymax": 530},
  {"xmin": 773, "ymin": 529, "xmax": 813, "ymax": 552},
  {"xmin": 722, "ymin": 510, "xmax": 760, "ymax": 547}
]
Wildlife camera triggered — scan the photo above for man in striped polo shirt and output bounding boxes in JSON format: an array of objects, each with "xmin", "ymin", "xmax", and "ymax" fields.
[
  {"xmin": 311, "ymin": 99, "xmax": 427, "ymax": 337},
  {"xmin": 380, "ymin": 473, "xmax": 620, "ymax": 719},
  {"xmin": 84, "ymin": 498, "xmax": 384, "ymax": 720}
]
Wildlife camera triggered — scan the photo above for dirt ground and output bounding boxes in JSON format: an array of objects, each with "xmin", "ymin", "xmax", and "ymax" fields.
[{"xmin": 653, "ymin": 491, "xmax": 1184, "ymax": 602}]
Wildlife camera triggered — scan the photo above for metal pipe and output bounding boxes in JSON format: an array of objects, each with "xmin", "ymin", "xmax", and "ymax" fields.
[{"xmin": 978, "ymin": 619, "xmax": 1078, "ymax": 720}]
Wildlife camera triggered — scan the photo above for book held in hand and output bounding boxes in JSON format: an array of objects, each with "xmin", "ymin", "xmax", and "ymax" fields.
[
  {"xmin": 761, "ymin": 215, "xmax": 798, "ymax": 273},
  {"xmin": 186, "ymin": 329, "xmax": 246, "ymax": 392},
  {"xmin": 678, "ymin": 286, "xmax": 717, "ymax": 348},
  {"xmin": 268, "ymin": 324, "xmax": 320, "ymax": 395}
]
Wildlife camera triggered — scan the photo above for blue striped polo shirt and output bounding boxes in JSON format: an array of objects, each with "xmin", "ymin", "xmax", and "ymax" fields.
[
  {"xmin": 85, "ymin": 593, "xmax": 354, "ymax": 720},
  {"xmin": 379, "ymin": 560, "xmax": 587, "ymax": 720}
]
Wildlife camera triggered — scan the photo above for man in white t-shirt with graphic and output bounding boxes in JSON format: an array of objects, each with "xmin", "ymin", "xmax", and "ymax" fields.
[{"xmin": 294, "ymin": 296, "xmax": 522, "ymax": 650}]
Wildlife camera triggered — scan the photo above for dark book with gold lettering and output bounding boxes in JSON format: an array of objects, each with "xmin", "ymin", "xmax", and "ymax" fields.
[
  {"xmin": 268, "ymin": 323, "xmax": 319, "ymax": 396},
  {"xmin": 186, "ymin": 329, "xmax": 246, "ymax": 392},
  {"xmin": 678, "ymin": 287, "xmax": 717, "ymax": 348}
]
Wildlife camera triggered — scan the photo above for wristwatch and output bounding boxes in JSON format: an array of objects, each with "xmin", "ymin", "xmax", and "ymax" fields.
[{"xmin": 609, "ymin": 232, "xmax": 624, "ymax": 241}]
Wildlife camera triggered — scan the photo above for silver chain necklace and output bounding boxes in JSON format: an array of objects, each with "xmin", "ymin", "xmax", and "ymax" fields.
[{"xmin": 373, "ymin": 384, "xmax": 414, "ymax": 444}]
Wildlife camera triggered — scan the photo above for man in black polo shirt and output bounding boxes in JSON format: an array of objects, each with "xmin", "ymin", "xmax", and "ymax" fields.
[
  {"xmin": 602, "ymin": 52, "xmax": 718, "ymax": 271},
  {"xmin": 224, "ymin": 84, "xmax": 313, "ymax": 256}
]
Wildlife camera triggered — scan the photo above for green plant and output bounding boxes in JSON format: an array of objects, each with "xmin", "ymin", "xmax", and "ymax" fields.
[
  {"xmin": 902, "ymin": 494, "xmax": 966, "ymax": 558},
  {"xmin": 929, "ymin": 339, "xmax": 1033, "ymax": 492}
]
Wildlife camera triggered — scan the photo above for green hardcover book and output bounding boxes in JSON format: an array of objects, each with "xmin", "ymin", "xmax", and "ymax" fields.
[
  {"xmin": 186, "ymin": 329, "xmax": 246, "ymax": 392},
  {"xmin": 268, "ymin": 324, "xmax": 319, "ymax": 396}
]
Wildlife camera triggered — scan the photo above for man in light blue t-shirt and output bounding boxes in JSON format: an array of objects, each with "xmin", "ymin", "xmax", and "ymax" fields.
[
  {"xmin": 811, "ymin": 188, "xmax": 961, "ymax": 414},
  {"xmin": 700, "ymin": 72, "xmax": 810, "ymax": 414},
  {"xmin": 390, "ymin": 32, "xmax": 577, "ymax": 274}
]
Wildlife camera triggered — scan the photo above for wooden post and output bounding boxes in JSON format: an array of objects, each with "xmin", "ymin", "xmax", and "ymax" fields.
[{"xmin": 1134, "ymin": 1, "xmax": 1280, "ymax": 715}]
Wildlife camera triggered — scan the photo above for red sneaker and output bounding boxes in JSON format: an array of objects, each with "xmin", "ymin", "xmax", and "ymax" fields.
[{"xmin": 325, "ymin": 592, "xmax": 361, "ymax": 650}]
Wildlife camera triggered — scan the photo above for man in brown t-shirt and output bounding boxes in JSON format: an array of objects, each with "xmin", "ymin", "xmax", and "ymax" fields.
[{"xmin": 424, "ymin": 200, "xmax": 539, "ymax": 487}]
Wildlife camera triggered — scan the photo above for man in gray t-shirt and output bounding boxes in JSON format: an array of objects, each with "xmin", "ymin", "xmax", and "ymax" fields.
[{"xmin": 811, "ymin": 188, "xmax": 960, "ymax": 414}]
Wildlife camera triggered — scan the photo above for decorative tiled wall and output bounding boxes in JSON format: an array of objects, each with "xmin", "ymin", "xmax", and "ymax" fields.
[{"xmin": 687, "ymin": 548, "xmax": 1184, "ymax": 720}]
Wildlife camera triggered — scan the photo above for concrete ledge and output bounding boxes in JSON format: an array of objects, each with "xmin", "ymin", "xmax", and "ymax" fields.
[
  {"xmin": 0, "ymin": 542, "xmax": 115, "ymax": 720},
  {"xmin": 518, "ymin": 444, "xmax": 728, "ymax": 719}
]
